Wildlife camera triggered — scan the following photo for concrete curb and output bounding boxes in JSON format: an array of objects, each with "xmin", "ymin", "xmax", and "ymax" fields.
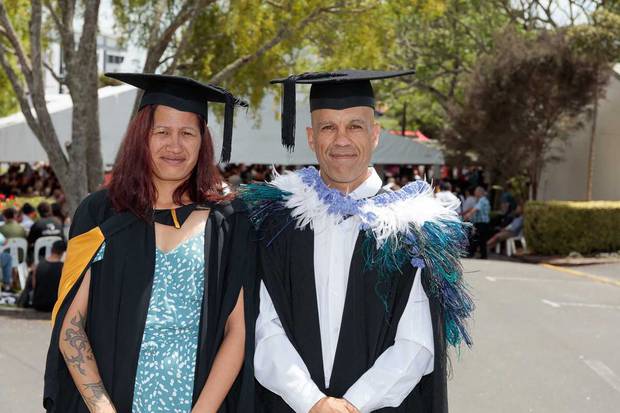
[
  {"xmin": 0, "ymin": 306, "xmax": 51, "ymax": 320},
  {"xmin": 513, "ymin": 255, "xmax": 620, "ymax": 266}
]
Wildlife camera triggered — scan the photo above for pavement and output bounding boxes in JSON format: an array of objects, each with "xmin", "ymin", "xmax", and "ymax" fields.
[
  {"xmin": 0, "ymin": 315, "xmax": 50, "ymax": 413},
  {"xmin": 0, "ymin": 259, "xmax": 619, "ymax": 412},
  {"xmin": 449, "ymin": 259, "xmax": 620, "ymax": 412}
]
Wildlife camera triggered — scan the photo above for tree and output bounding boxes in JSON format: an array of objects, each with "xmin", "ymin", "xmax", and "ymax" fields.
[
  {"xmin": 112, "ymin": 0, "xmax": 217, "ymax": 113},
  {"xmin": 355, "ymin": 0, "xmax": 615, "ymax": 136},
  {"xmin": 365, "ymin": 0, "xmax": 619, "ymax": 200},
  {"xmin": 444, "ymin": 28, "xmax": 608, "ymax": 199},
  {"xmin": 0, "ymin": 0, "xmax": 103, "ymax": 214},
  {"xmin": 0, "ymin": 0, "xmax": 27, "ymax": 117},
  {"xmin": 0, "ymin": 58, "xmax": 17, "ymax": 116},
  {"xmin": 114, "ymin": 0, "xmax": 380, "ymax": 110},
  {"xmin": 367, "ymin": 0, "xmax": 511, "ymax": 137}
]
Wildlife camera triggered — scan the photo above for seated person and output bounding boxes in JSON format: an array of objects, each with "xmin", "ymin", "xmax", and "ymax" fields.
[
  {"xmin": 0, "ymin": 232, "xmax": 15, "ymax": 292},
  {"xmin": 0, "ymin": 207, "xmax": 27, "ymax": 239},
  {"xmin": 487, "ymin": 204, "xmax": 524, "ymax": 250},
  {"xmin": 19, "ymin": 203, "xmax": 36, "ymax": 233},
  {"xmin": 27, "ymin": 202, "xmax": 64, "ymax": 264},
  {"xmin": 32, "ymin": 240, "xmax": 66, "ymax": 312}
]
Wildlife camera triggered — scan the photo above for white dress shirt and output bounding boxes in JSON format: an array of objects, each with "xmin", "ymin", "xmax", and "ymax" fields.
[{"xmin": 254, "ymin": 168, "xmax": 435, "ymax": 413}]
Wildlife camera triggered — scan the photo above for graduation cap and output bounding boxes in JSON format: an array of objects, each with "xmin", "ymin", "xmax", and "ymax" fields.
[
  {"xmin": 106, "ymin": 72, "xmax": 248, "ymax": 163},
  {"xmin": 270, "ymin": 69, "xmax": 415, "ymax": 151}
]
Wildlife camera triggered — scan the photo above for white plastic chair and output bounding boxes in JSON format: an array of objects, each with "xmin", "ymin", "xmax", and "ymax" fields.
[
  {"xmin": 495, "ymin": 234, "xmax": 527, "ymax": 257},
  {"xmin": 0, "ymin": 237, "xmax": 28, "ymax": 289},
  {"xmin": 34, "ymin": 236, "xmax": 63, "ymax": 266}
]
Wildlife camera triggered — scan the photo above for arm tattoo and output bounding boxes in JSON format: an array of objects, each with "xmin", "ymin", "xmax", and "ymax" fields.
[
  {"xmin": 82, "ymin": 381, "xmax": 111, "ymax": 413},
  {"xmin": 61, "ymin": 311, "xmax": 94, "ymax": 376}
]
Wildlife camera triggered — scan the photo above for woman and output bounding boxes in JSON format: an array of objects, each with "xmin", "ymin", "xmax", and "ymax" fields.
[{"xmin": 43, "ymin": 73, "xmax": 256, "ymax": 413}]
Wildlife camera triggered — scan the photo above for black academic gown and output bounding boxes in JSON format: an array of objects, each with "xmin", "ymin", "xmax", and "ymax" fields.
[
  {"xmin": 257, "ymin": 213, "xmax": 448, "ymax": 413},
  {"xmin": 43, "ymin": 190, "xmax": 257, "ymax": 413}
]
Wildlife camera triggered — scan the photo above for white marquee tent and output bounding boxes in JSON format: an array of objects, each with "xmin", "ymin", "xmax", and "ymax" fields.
[{"xmin": 0, "ymin": 85, "xmax": 444, "ymax": 166}]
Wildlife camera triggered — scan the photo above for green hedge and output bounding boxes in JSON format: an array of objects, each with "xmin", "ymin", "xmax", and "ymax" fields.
[{"xmin": 524, "ymin": 201, "xmax": 620, "ymax": 255}]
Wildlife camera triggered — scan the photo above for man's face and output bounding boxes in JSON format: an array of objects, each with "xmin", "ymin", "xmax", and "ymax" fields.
[{"xmin": 306, "ymin": 106, "xmax": 380, "ymax": 191}]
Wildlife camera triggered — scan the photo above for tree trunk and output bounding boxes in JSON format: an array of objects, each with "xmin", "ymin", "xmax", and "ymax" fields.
[
  {"xmin": 83, "ymin": 41, "xmax": 104, "ymax": 192},
  {"xmin": 529, "ymin": 151, "xmax": 541, "ymax": 201},
  {"xmin": 0, "ymin": 0, "xmax": 102, "ymax": 216},
  {"xmin": 586, "ymin": 82, "xmax": 598, "ymax": 201},
  {"xmin": 67, "ymin": 0, "xmax": 102, "ymax": 209}
]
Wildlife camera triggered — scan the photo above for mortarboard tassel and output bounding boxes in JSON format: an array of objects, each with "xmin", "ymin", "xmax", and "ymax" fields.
[
  {"xmin": 220, "ymin": 94, "xmax": 234, "ymax": 163},
  {"xmin": 281, "ymin": 75, "xmax": 298, "ymax": 152}
]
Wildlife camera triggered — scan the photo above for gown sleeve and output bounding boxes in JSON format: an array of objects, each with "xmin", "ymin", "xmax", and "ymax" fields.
[
  {"xmin": 43, "ymin": 191, "xmax": 109, "ymax": 411},
  {"xmin": 218, "ymin": 205, "xmax": 260, "ymax": 413}
]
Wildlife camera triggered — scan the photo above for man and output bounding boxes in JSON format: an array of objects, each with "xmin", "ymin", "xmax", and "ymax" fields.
[
  {"xmin": 0, "ymin": 232, "xmax": 14, "ymax": 292},
  {"xmin": 19, "ymin": 203, "xmax": 36, "ymax": 233},
  {"xmin": 487, "ymin": 204, "xmax": 524, "ymax": 250},
  {"xmin": 242, "ymin": 70, "xmax": 473, "ymax": 413},
  {"xmin": 464, "ymin": 186, "xmax": 491, "ymax": 259},
  {"xmin": 0, "ymin": 208, "xmax": 24, "ymax": 291},
  {"xmin": 31, "ymin": 240, "xmax": 66, "ymax": 312},
  {"xmin": 460, "ymin": 186, "xmax": 477, "ymax": 217},
  {"xmin": 27, "ymin": 202, "xmax": 64, "ymax": 263},
  {"xmin": 435, "ymin": 181, "xmax": 459, "ymax": 211},
  {"xmin": 0, "ymin": 207, "xmax": 27, "ymax": 239}
]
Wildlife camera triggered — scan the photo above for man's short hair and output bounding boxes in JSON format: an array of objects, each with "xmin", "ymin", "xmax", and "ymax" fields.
[
  {"xmin": 439, "ymin": 181, "xmax": 452, "ymax": 192},
  {"xmin": 51, "ymin": 240, "xmax": 67, "ymax": 255},
  {"xmin": 2, "ymin": 207, "xmax": 16, "ymax": 220},
  {"xmin": 37, "ymin": 202, "xmax": 52, "ymax": 218},
  {"xmin": 22, "ymin": 203, "xmax": 35, "ymax": 215}
]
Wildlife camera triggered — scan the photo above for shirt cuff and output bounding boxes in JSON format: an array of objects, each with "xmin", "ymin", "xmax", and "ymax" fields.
[
  {"xmin": 288, "ymin": 382, "xmax": 325, "ymax": 413},
  {"xmin": 343, "ymin": 379, "xmax": 376, "ymax": 413}
]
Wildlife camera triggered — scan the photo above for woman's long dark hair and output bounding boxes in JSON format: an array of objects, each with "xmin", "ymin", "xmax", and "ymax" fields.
[{"xmin": 107, "ymin": 104, "xmax": 230, "ymax": 219}]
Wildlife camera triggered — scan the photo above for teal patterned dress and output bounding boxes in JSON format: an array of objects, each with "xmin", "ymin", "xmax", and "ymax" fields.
[{"xmin": 93, "ymin": 230, "xmax": 205, "ymax": 413}]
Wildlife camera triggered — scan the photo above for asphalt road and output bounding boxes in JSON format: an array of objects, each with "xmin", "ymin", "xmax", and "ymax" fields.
[
  {"xmin": 449, "ymin": 259, "xmax": 620, "ymax": 412},
  {"xmin": 0, "ymin": 259, "xmax": 619, "ymax": 413}
]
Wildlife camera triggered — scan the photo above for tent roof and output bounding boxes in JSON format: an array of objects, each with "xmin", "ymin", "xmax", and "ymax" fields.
[{"xmin": 0, "ymin": 85, "xmax": 443, "ymax": 166}]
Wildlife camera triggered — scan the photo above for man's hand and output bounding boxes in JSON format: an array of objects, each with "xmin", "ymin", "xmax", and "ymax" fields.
[{"xmin": 309, "ymin": 397, "xmax": 360, "ymax": 413}]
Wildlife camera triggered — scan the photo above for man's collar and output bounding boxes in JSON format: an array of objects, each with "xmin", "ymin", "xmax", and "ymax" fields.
[{"xmin": 348, "ymin": 168, "xmax": 383, "ymax": 200}]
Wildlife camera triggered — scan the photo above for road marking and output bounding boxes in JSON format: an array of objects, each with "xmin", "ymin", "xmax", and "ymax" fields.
[
  {"xmin": 541, "ymin": 298, "xmax": 620, "ymax": 310},
  {"xmin": 584, "ymin": 359, "xmax": 620, "ymax": 393},
  {"xmin": 541, "ymin": 263, "xmax": 620, "ymax": 288},
  {"xmin": 541, "ymin": 299, "xmax": 561, "ymax": 308},
  {"xmin": 485, "ymin": 276, "xmax": 584, "ymax": 283}
]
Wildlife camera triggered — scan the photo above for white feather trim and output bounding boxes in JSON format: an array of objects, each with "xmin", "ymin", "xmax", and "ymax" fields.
[
  {"xmin": 270, "ymin": 170, "xmax": 461, "ymax": 246},
  {"xmin": 361, "ymin": 186, "xmax": 461, "ymax": 247},
  {"xmin": 270, "ymin": 170, "xmax": 340, "ymax": 231}
]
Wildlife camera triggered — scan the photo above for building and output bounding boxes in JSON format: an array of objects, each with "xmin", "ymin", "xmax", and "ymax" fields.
[{"xmin": 538, "ymin": 64, "xmax": 620, "ymax": 201}]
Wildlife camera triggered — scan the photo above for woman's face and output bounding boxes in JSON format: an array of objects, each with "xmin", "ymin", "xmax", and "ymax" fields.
[{"xmin": 149, "ymin": 105, "xmax": 202, "ymax": 184}]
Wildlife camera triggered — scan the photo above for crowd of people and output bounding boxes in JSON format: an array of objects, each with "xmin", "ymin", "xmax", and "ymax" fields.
[
  {"xmin": 434, "ymin": 180, "xmax": 525, "ymax": 259},
  {"xmin": 0, "ymin": 161, "xmax": 524, "ymax": 310},
  {"xmin": 202, "ymin": 163, "xmax": 526, "ymax": 260},
  {"xmin": 0, "ymin": 162, "xmax": 65, "ymax": 202},
  {"xmin": 0, "ymin": 199, "xmax": 67, "ymax": 309}
]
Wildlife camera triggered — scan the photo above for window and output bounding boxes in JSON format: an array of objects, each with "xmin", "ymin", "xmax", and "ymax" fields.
[{"xmin": 107, "ymin": 55, "xmax": 124, "ymax": 64}]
